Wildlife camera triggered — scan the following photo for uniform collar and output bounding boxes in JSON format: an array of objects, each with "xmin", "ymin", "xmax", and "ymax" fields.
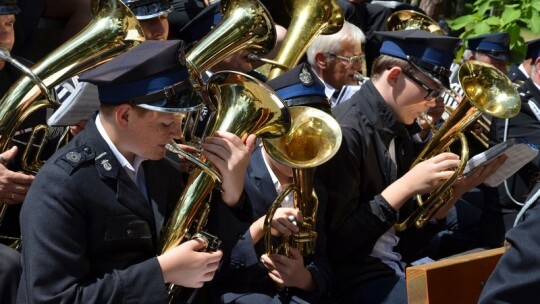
[
  {"xmin": 362, "ymin": 81, "xmax": 409, "ymax": 145},
  {"xmin": 95, "ymin": 114, "xmax": 147, "ymax": 182}
]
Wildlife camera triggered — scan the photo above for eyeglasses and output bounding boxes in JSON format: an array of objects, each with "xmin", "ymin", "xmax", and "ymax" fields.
[
  {"xmin": 327, "ymin": 53, "xmax": 364, "ymax": 65},
  {"xmin": 402, "ymin": 70, "xmax": 443, "ymax": 100}
]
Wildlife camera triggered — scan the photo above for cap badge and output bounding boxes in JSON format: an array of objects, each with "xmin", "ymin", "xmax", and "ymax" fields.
[{"xmin": 299, "ymin": 66, "xmax": 313, "ymax": 86}]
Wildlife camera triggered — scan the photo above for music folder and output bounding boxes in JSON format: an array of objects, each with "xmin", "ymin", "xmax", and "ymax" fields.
[
  {"xmin": 462, "ymin": 137, "xmax": 539, "ymax": 187},
  {"xmin": 47, "ymin": 78, "xmax": 100, "ymax": 127}
]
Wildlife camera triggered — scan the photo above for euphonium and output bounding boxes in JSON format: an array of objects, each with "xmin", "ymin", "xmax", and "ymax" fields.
[
  {"xmin": 163, "ymin": 72, "xmax": 290, "ymax": 303},
  {"xmin": 160, "ymin": 71, "xmax": 290, "ymax": 253},
  {"xmin": 262, "ymin": 106, "xmax": 341, "ymax": 256},
  {"xmin": 157, "ymin": 2, "xmax": 283, "ymax": 299},
  {"xmin": 0, "ymin": 0, "xmax": 144, "ymax": 248},
  {"xmin": 266, "ymin": 0, "xmax": 344, "ymax": 80},
  {"xmin": 394, "ymin": 60, "xmax": 521, "ymax": 231}
]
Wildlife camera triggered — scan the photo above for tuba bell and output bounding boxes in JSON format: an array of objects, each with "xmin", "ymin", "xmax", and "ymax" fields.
[
  {"xmin": 0, "ymin": 0, "xmax": 145, "ymax": 248},
  {"xmin": 262, "ymin": 106, "xmax": 342, "ymax": 256},
  {"xmin": 183, "ymin": 0, "xmax": 276, "ymax": 94},
  {"xmin": 266, "ymin": 0, "xmax": 344, "ymax": 80},
  {"xmin": 394, "ymin": 60, "xmax": 521, "ymax": 231}
]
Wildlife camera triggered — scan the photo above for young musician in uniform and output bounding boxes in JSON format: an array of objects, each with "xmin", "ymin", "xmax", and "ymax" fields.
[
  {"xmin": 201, "ymin": 62, "xmax": 332, "ymax": 304},
  {"xmin": 17, "ymin": 40, "xmax": 255, "ymax": 303},
  {"xmin": 315, "ymin": 29, "xmax": 506, "ymax": 303}
]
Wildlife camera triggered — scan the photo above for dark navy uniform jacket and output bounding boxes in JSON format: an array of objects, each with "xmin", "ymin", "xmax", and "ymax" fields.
[
  {"xmin": 204, "ymin": 146, "xmax": 331, "ymax": 304},
  {"xmin": 507, "ymin": 63, "xmax": 528, "ymax": 86},
  {"xmin": 479, "ymin": 181, "xmax": 540, "ymax": 304},
  {"xmin": 315, "ymin": 81, "xmax": 444, "ymax": 302},
  {"xmin": 17, "ymin": 115, "xmax": 183, "ymax": 303}
]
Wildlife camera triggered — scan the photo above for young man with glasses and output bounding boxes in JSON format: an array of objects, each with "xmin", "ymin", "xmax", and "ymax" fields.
[
  {"xmin": 307, "ymin": 21, "xmax": 366, "ymax": 107},
  {"xmin": 315, "ymin": 29, "xmax": 506, "ymax": 304}
]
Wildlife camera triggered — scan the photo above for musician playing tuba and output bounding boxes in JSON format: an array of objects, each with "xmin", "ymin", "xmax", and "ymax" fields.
[
  {"xmin": 199, "ymin": 63, "xmax": 333, "ymax": 303},
  {"xmin": 16, "ymin": 40, "xmax": 256, "ymax": 304},
  {"xmin": 314, "ymin": 30, "xmax": 507, "ymax": 303}
]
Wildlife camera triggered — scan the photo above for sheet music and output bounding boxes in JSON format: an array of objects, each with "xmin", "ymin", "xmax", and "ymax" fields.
[
  {"xmin": 463, "ymin": 138, "xmax": 539, "ymax": 187},
  {"xmin": 47, "ymin": 80, "xmax": 100, "ymax": 126}
]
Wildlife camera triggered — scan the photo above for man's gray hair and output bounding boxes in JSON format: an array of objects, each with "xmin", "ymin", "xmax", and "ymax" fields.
[{"xmin": 306, "ymin": 21, "xmax": 366, "ymax": 69}]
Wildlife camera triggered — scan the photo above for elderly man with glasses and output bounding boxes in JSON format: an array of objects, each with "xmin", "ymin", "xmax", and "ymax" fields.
[{"xmin": 307, "ymin": 21, "xmax": 366, "ymax": 107}]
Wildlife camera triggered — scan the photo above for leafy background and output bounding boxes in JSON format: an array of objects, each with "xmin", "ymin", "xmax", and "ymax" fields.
[{"xmin": 447, "ymin": 0, "xmax": 540, "ymax": 62}]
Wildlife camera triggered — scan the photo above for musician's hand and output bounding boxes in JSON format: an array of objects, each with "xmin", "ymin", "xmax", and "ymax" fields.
[
  {"xmin": 406, "ymin": 152, "xmax": 461, "ymax": 194},
  {"xmin": 382, "ymin": 152, "xmax": 460, "ymax": 210},
  {"xmin": 453, "ymin": 154, "xmax": 507, "ymax": 197},
  {"xmin": 249, "ymin": 207, "xmax": 302, "ymax": 245},
  {"xmin": 269, "ymin": 207, "xmax": 302, "ymax": 237},
  {"xmin": 261, "ymin": 247, "xmax": 316, "ymax": 291},
  {"xmin": 431, "ymin": 154, "xmax": 507, "ymax": 220},
  {"xmin": 201, "ymin": 131, "xmax": 256, "ymax": 207},
  {"xmin": 157, "ymin": 238, "xmax": 223, "ymax": 288},
  {"xmin": 0, "ymin": 146, "xmax": 34, "ymax": 205}
]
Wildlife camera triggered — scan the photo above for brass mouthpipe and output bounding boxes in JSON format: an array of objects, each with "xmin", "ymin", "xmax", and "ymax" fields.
[
  {"xmin": 0, "ymin": 48, "xmax": 53, "ymax": 103},
  {"xmin": 246, "ymin": 53, "xmax": 290, "ymax": 72}
]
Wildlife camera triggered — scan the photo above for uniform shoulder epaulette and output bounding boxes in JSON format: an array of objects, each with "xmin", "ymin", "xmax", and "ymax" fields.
[{"xmin": 54, "ymin": 144, "xmax": 96, "ymax": 174}]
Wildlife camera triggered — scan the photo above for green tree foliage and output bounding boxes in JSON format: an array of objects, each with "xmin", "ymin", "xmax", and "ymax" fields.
[{"xmin": 448, "ymin": 0, "xmax": 540, "ymax": 62}]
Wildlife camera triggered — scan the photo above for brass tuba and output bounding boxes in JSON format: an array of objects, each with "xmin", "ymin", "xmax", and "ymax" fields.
[
  {"xmin": 157, "ymin": 2, "xmax": 288, "ymax": 300},
  {"xmin": 394, "ymin": 60, "xmax": 521, "ymax": 231},
  {"xmin": 0, "ymin": 0, "xmax": 145, "ymax": 248},
  {"xmin": 262, "ymin": 106, "xmax": 342, "ymax": 256},
  {"xmin": 265, "ymin": 0, "xmax": 344, "ymax": 80},
  {"xmin": 160, "ymin": 70, "xmax": 290, "ymax": 253}
]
